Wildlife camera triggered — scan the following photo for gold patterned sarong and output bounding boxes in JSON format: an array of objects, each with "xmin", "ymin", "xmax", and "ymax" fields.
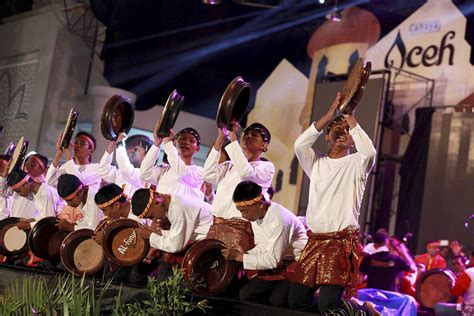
[
  {"xmin": 291, "ymin": 226, "xmax": 360, "ymax": 288},
  {"xmin": 206, "ymin": 217, "xmax": 255, "ymax": 251}
]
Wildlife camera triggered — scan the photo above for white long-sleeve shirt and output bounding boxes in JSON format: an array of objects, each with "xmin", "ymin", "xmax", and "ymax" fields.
[
  {"xmin": 0, "ymin": 177, "xmax": 62, "ymax": 224},
  {"xmin": 98, "ymin": 147, "xmax": 145, "ymax": 197},
  {"xmin": 140, "ymin": 142, "xmax": 204, "ymax": 200},
  {"xmin": 58, "ymin": 188, "xmax": 103, "ymax": 231},
  {"xmin": 45, "ymin": 160, "xmax": 101, "ymax": 192},
  {"xmin": 294, "ymin": 123, "xmax": 376, "ymax": 233},
  {"xmin": 243, "ymin": 202, "xmax": 308, "ymax": 270},
  {"xmin": 149, "ymin": 194, "xmax": 213, "ymax": 253},
  {"xmin": 203, "ymin": 141, "xmax": 275, "ymax": 219}
]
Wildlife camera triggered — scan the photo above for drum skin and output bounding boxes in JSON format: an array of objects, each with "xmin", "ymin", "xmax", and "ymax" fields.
[
  {"xmin": 28, "ymin": 217, "xmax": 69, "ymax": 261},
  {"xmin": 338, "ymin": 58, "xmax": 371, "ymax": 114},
  {"xmin": 101, "ymin": 218, "xmax": 149, "ymax": 266},
  {"xmin": 7, "ymin": 137, "xmax": 28, "ymax": 175},
  {"xmin": 216, "ymin": 76, "xmax": 251, "ymax": 129},
  {"xmin": 416, "ymin": 268, "xmax": 456, "ymax": 309},
  {"xmin": 182, "ymin": 239, "xmax": 236, "ymax": 296},
  {"xmin": 0, "ymin": 217, "xmax": 29, "ymax": 256},
  {"xmin": 100, "ymin": 95, "xmax": 135, "ymax": 141},
  {"xmin": 60, "ymin": 229, "xmax": 105, "ymax": 275},
  {"xmin": 155, "ymin": 90, "xmax": 184, "ymax": 137}
]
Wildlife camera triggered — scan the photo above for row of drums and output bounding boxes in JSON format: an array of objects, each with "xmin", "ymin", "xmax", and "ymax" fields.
[{"xmin": 0, "ymin": 216, "xmax": 236, "ymax": 296}]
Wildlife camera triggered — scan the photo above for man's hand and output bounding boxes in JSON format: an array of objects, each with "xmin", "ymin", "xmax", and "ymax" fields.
[
  {"xmin": 92, "ymin": 231, "xmax": 103, "ymax": 244},
  {"xmin": 228, "ymin": 120, "xmax": 240, "ymax": 142},
  {"xmin": 143, "ymin": 248, "xmax": 161, "ymax": 264},
  {"xmin": 221, "ymin": 245, "xmax": 244, "ymax": 262},
  {"xmin": 314, "ymin": 93, "xmax": 341, "ymax": 132},
  {"xmin": 1, "ymin": 159, "xmax": 11, "ymax": 178},
  {"xmin": 163, "ymin": 129, "xmax": 176, "ymax": 144},
  {"xmin": 16, "ymin": 220, "xmax": 32, "ymax": 231},
  {"xmin": 450, "ymin": 240, "xmax": 464, "ymax": 256},
  {"xmin": 55, "ymin": 219, "xmax": 75, "ymax": 232},
  {"xmin": 342, "ymin": 114, "xmax": 357, "ymax": 129},
  {"xmin": 136, "ymin": 227, "xmax": 153, "ymax": 239}
]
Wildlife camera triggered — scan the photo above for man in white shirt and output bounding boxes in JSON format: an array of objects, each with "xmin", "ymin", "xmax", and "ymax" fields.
[
  {"xmin": 132, "ymin": 188, "xmax": 213, "ymax": 281},
  {"xmin": 0, "ymin": 153, "xmax": 53, "ymax": 222},
  {"xmin": 46, "ymin": 131, "xmax": 101, "ymax": 191},
  {"xmin": 99, "ymin": 133, "xmax": 151, "ymax": 197},
  {"xmin": 6, "ymin": 169, "xmax": 63, "ymax": 230},
  {"xmin": 290, "ymin": 93, "xmax": 376, "ymax": 313},
  {"xmin": 55, "ymin": 174, "xmax": 102, "ymax": 231},
  {"xmin": 140, "ymin": 127, "xmax": 204, "ymax": 200},
  {"xmin": 222, "ymin": 180, "xmax": 307, "ymax": 307},
  {"xmin": 203, "ymin": 122, "xmax": 275, "ymax": 220},
  {"xmin": 0, "ymin": 154, "xmax": 12, "ymax": 220}
]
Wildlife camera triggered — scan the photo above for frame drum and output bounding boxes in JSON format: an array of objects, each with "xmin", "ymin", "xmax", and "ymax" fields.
[
  {"xmin": 0, "ymin": 217, "xmax": 29, "ymax": 256},
  {"xmin": 60, "ymin": 229, "xmax": 105, "ymax": 275},
  {"xmin": 416, "ymin": 268, "xmax": 456, "ymax": 309},
  {"xmin": 182, "ymin": 239, "xmax": 236, "ymax": 296},
  {"xmin": 28, "ymin": 217, "xmax": 69, "ymax": 261},
  {"xmin": 101, "ymin": 218, "xmax": 149, "ymax": 266}
]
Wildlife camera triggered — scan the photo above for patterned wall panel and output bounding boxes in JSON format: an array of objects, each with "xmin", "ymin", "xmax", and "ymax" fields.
[{"xmin": 0, "ymin": 55, "xmax": 38, "ymax": 152}]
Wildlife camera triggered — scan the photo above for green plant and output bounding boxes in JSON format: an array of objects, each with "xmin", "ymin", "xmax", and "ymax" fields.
[
  {"xmin": 0, "ymin": 273, "xmax": 114, "ymax": 316},
  {"xmin": 114, "ymin": 267, "xmax": 209, "ymax": 316}
]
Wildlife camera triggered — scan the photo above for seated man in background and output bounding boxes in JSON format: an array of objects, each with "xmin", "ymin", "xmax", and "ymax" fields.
[
  {"xmin": 415, "ymin": 240, "xmax": 447, "ymax": 271},
  {"xmin": 132, "ymin": 189, "xmax": 213, "ymax": 281},
  {"xmin": 359, "ymin": 232, "xmax": 415, "ymax": 292},
  {"xmin": 222, "ymin": 181, "xmax": 307, "ymax": 307}
]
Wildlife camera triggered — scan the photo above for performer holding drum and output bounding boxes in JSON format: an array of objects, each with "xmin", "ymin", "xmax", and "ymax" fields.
[
  {"xmin": 46, "ymin": 109, "xmax": 102, "ymax": 192},
  {"xmin": 289, "ymin": 59, "xmax": 376, "ymax": 313},
  {"xmin": 55, "ymin": 174, "xmax": 102, "ymax": 232},
  {"xmin": 222, "ymin": 180, "xmax": 307, "ymax": 307},
  {"xmin": 132, "ymin": 189, "xmax": 213, "ymax": 281},
  {"xmin": 140, "ymin": 91, "xmax": 205, "ymax": 200}
]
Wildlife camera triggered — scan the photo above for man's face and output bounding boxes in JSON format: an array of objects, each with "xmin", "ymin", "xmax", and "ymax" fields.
[
  {"xmin": 100, "ymin": 203, "xmax": 121, "ymax": 220},
  {"xmin": 426, "ymin": 242, "xmax": 440, "ymax": 256},
  {"xmin": 126, "ymin": 141, "xmax": 147, "ymax": 168},
  {"xmin": 241, "ymin": 129, "xmax": 267, "ymax": 155},
  {"xmin": 74, "ymin": 135, "xmax": 94, "ymax": 160},
  {"xmin": 0, "ymin": 159, "xmax": 8, "ymax": 174},
  {"xmin": 12, "ymin": 182, "xmax": 30, "ymax": 198},
  {"xmin": 236, "ymin": 202, "xmax": 263, "ymax": 222},
  {"xmin": 63, "ymin": 188, "xmax": 85, "ymax": 208},
  {"xmin": 175, "ymin": 133, "xmax": 200, "ymax": 159},
  {"xmin": 326, "ymin": 121, "xmax": 354, "ymax": 151},
  {"xmin": 144, "ymin": 194, "xmax": 167, "ymax": 220},
  {"xmin": 24, "ymin": 156, "xmax": 46, "ymax": 178}
]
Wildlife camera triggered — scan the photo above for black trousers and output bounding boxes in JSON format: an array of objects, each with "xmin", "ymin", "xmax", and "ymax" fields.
[
  {"xmin": 288, "ymin": 282, "xmax": 344, "ymax": 313},
  {"xmin": 239, "ymin": 278, "xmax": 290, "ymax": 307}
]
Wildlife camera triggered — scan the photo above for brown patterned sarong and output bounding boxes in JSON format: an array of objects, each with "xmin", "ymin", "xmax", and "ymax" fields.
[
  {"xmin": 206, "ymin": 217, "xmax": 255, "ymax": 251},
  {"xmin": 291, "ymin": 226, "xmax": 360, "ymax": 288}
]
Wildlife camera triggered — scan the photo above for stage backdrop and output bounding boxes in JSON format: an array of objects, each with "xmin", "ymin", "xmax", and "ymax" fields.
[{"xmin": 417, "ymin": 111, "xmax": 474, "ymax": 253}]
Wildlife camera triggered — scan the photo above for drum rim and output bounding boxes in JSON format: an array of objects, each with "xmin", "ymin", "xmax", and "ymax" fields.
[
  {"xmin": 216, "ymin": 76, "xmax": 251, "ymax": 129},
  {"xmin": 0, "ymin": 217, "xmax": 29, "ymax": 256},
  {"xmin": 182, "ymin": 238, "xmax": 236, "ymax": 296},
  {"xmin": 101, "ymin": 218, "xmax": 150, "ymax": 266},
  {"xmin": 60, "ymin": 228, "xmax": 105, "ymax": 276},
  {"xmin": 155, "ymin": 90, "xmax": 184, "ymax": 137},
  {"xmin": 338, "ymin": 58, "xmax": 371, "ymax": 114}
]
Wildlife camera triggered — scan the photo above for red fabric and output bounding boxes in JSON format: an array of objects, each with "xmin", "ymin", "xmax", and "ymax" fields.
[
  {"xmin": 452, "ymin": 271, "xmax": 471, "ymax": 297},
  {"xmin": 415, "ymin": 253, "xmax": 446, "ymax": 270},
  {"xmin": 246, "ymin": 260, "xmax": 298, "ymax": 281}
]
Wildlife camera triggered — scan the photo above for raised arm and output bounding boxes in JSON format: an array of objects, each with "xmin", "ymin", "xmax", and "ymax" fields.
[{"xmin": 203, "ymin": 129, "xmax": 230, "ymax": 184}]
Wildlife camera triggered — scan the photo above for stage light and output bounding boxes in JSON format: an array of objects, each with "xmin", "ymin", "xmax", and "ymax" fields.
[
  {"xmin": 318, "ymin": 0, "xmax": 325, "ymax": 4},
  {"xmin": 325, "ymin": 0, "xmax": 341, "ymax": 22},
  {"xmin": 203, "ymin": 0, "xmax": 221, "ymax": 4}
]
